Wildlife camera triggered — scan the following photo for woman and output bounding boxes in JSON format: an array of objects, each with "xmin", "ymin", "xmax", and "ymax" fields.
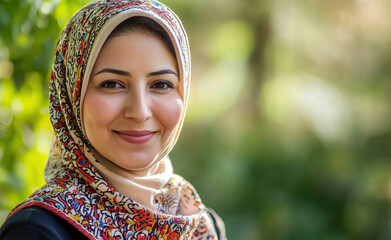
[{"xmin": 0, "ymin": 0, "xmax": 226, "ymax": 239}]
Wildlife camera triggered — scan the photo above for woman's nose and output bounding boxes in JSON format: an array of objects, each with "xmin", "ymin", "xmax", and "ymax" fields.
[{"xmin": 123, "ymin": 89, "xmax": 152, "ymax": 122}]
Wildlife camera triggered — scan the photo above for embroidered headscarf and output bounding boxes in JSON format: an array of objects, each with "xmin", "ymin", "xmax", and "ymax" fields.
[{"xmin": 7, "ymin": 0, "xmax": 225, "ymax": 239}]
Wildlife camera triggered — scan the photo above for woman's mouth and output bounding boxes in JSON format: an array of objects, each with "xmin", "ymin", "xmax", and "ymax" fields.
[{"xmin": 114, "ymin": 130, "xmax": 155, "ymax": 144}]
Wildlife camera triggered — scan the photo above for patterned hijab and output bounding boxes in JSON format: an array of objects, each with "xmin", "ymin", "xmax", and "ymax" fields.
[{"xmin": 8, "ymin": 0, "xmax": 225, "ymax": 239}]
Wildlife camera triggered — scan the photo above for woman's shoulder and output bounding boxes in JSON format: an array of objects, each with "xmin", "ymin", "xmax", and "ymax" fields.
[
  {"xmin": 169, "ymin": 174, "xmax": 227, "ymax": 239},
  {"xmin": 0, "ymin": 206, "xmax": 88, "ymax": 240}
]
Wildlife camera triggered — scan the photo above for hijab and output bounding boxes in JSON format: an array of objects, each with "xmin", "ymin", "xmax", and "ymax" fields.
[{"xmin": 7, "ymin": 0, "xmax": 225, "ymax": 239}]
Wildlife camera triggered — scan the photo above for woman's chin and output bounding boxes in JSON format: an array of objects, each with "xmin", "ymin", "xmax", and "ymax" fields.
[{"xmin": 115, "ymin": 155, "xmax": 158, "ymax": 172}]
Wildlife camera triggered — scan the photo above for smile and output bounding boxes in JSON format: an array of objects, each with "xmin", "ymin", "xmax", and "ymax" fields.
[{"xmin": 114, "ymin": 130, "xmax": 155, "ymax": 144}]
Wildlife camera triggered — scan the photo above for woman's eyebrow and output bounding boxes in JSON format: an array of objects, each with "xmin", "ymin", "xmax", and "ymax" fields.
[
  {"xmin": 147, "ymin": 69, "xmax": 178, "ymax": 77},
  {"xmin": 93, "ymin": 68, "xmax": 131, "ymax": 77}
]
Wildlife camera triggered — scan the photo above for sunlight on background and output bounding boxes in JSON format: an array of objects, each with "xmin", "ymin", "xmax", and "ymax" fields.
[
  {"xmin": 263, "ymin": 75, "xmax": 354, "ymax": 143},
  {"xmin": 1, "ymin": 0, "xmax": 391, "ymax": 239},
  {"xmin": 187, "ymin": 20, "xmax": 254, "ymax": 121}
]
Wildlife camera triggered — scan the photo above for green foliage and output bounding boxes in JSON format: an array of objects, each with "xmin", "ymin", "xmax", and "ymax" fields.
[
  {"xmin": 1, "ymin": 0, "xmax": 391, "ymax": 239},
  {"xmin": 0, "ymin": 0, "xmax": 90, "ymax": 224}
]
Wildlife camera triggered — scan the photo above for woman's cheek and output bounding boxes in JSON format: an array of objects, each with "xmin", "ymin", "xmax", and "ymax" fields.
[
  {"xmin": 84, "ymin": 93, "xmax": 121, "ymax": 133},
  {"xmin": 155, "ymin": 96, "xmax": 183, "ymax": 130}
]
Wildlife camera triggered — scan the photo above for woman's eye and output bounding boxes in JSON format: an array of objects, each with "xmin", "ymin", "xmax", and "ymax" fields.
[
  {"xmin": 99, "ymin": 80, "xmax": 123, "ymax": 89},
  {"xmin": 151, "ymin": 81, "xmax": 174, "ymax": 89}
]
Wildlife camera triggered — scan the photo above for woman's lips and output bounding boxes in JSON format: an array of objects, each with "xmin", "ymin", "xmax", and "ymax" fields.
[{"xmin": 114, "ymin": 130, "xmax": 155, "ymax": 144}]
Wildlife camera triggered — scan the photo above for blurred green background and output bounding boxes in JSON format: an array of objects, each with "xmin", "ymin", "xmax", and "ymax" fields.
[{"xmin": 1, "ymin": 0, "xmax": 391, "ymax": 239}]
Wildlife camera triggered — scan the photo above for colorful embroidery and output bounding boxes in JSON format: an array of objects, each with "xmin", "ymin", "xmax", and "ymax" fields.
[{"xmin": 14, "ymin": 170, "xmax": 200, "ymax": 239}]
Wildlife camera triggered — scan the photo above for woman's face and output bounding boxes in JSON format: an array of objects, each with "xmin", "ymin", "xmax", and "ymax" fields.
[{"xmin": 83, "ymin": 31, "xmax": 183, "ymax": 170}]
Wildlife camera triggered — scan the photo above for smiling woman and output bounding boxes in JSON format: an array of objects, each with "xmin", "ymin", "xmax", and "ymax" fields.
[
  {"xmin": 83, "ymin": 29, "xmax": 182, "ymax": 171},
  {"xmin": 0, "ymin": 1, "xmax": 226, "ymax": 239}
]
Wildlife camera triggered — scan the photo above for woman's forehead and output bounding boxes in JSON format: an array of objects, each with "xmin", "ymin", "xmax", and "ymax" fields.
[{"xmin": 91, "ymin": 31, "xmax": 179, "ymax": 78}]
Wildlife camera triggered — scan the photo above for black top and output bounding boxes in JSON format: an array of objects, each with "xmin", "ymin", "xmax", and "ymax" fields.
[{"xmin": 0, "ymin": 206, "xmax": 88, "ymax": 240}]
